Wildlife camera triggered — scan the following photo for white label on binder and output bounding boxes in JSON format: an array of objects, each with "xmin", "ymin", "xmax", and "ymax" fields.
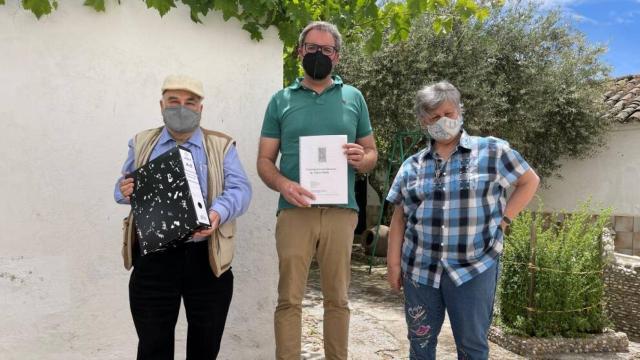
[{"xmin": 179, "ymin": 148, "xmax": 211, "ymax": 226}]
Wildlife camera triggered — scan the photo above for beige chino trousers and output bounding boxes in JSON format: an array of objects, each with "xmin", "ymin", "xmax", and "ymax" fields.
[{"xmin": 274, "ymin": 207, "xmax": 358, "ymax": 360}]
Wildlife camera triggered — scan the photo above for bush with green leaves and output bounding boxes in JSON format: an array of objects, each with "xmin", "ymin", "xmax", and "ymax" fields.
[
  {"xmin": 497, "ymin": 201, "xmax": 612, "ymax": 337},
  {"xmin": 337, "ymin": 2, "xmax": 610, "ymax": 198}
]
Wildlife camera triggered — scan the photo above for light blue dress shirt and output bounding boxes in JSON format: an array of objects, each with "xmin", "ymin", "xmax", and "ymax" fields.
[{"xmin": 114, "ymin": 128, "xmax": 252, "ymax": 229}]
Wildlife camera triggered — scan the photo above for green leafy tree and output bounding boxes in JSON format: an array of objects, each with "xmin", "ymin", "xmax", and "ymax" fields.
[
  {"xmin": 6, "ymin": 0, "xmax": 501, "ymax": 83},
  {"xmin": 337, "ymin": 2, "xmax": 610, "ymax": 198}
]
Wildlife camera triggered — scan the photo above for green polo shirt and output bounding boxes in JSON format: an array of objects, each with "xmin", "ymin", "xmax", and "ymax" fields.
[{"xmin": 261, "ymin": 75, "xmax": 373, "ymax": 211}]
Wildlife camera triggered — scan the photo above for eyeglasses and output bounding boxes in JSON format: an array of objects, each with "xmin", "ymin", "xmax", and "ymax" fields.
[{"xmin": 303, "ymin": 42, "xmax": 338, "ymax": 56}]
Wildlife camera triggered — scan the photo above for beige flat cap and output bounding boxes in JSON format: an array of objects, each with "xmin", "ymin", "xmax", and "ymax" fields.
[{"xmin": 161, "ymin": 74, "xmax": 204, "ymax": 98}]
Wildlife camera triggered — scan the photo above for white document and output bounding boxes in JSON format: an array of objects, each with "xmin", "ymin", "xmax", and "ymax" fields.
[
  {"xmin": 299, "ymin": 135, "xmax": 348, "ymax": 205},
  {"xmin": 179, "ymin": 148, "xmax": 211, "ymax": 226}
]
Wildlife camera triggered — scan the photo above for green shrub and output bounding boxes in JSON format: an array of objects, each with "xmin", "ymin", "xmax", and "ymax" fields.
[{"xmin": 498, "ymin": 201, "xmax": 612, "ymax": 337}]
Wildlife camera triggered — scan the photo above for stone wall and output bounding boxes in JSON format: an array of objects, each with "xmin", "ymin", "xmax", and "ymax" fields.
[
  {"xmin": 612, "ymin": 215, "xmax": 640, "ymax": 256},
  {"xmin": 605, "ymin": 253, "xmax": 640, "ymax": 341}
]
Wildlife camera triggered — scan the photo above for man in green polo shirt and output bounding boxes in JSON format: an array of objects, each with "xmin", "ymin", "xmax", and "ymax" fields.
[{"xmin": 257, "ymin": 21, "xmax": 377, "ymax": 360}]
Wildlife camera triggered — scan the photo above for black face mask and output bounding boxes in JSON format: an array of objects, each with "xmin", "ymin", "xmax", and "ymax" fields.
[{"xmin": 302, "ymin": 51, "xmax": 333, "ymax": 80}]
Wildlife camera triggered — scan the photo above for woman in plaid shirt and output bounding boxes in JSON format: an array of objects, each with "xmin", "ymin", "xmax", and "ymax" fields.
[{"xmin": 386, "ymin": 81, "xmax": 539, "ymax": 359}]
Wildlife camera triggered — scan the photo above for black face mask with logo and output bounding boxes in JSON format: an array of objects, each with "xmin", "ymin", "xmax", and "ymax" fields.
[{"xmin": 302, "ymin": 51, "xmax": 333, "ymax": 80}]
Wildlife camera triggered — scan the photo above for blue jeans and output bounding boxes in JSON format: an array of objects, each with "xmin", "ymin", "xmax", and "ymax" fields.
[{"xmin": 402, "ymin": 260, "xmax": 499, "ymax": 360}]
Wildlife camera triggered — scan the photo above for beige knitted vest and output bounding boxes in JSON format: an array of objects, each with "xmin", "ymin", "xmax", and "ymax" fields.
[{"xmin": 121, "ymin": 127, "xmax": 236, "ymax": 277}]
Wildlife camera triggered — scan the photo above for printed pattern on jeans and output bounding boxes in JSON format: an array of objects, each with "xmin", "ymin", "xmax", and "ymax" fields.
[
  {"xmin": 407, "ymin": 304, "xmax": 431, "ymax": 349},
  {"xmin": 405, "ymin": 277, "xmax": 432, "ymax": 351}
]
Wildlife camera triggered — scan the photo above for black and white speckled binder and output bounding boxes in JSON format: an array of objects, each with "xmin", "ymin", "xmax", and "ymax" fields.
[{"xmin": 129, "ymin": 146, "xmax": 211, "ymax": 255}]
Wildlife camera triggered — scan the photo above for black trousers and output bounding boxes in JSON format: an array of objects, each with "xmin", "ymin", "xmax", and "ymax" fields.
[{"xmin": 129, "ymin": 240, "xmax": 233, "ymax": 360}]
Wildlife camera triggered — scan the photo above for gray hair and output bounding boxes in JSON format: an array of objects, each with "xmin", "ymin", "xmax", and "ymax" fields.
[
  {"xmin": 298, "ymin": 21, "xmax": 342, "ymax": 52},
  {"xmin": 415, "ymin": 81, "xmax": 463, "ymax": 120}
]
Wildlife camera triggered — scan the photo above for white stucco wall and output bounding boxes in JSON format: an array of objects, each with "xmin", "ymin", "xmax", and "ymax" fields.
[
  {"xmin": 0, "ymin": 2, "xmax": 281, "ymax": 359},
  {"xmin": 535, "ymin": 123, "xmax": 640, "ymax": 216}
]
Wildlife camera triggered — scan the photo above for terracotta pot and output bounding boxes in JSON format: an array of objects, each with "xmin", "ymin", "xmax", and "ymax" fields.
[{"xmin": 362, "ymin": 225, "xmax": 389, "ymax": 257}]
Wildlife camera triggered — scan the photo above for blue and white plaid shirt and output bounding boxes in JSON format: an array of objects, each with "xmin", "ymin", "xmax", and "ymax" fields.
[{"xmin": 386, "ymin": 130, "xmax": 530, "ymax": 288}]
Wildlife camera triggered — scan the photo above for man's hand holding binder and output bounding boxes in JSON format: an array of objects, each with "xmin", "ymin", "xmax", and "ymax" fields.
[
  {"xmin": 119, "ymin": 177, "xmax": 134, "ymax": 202},
  {"xmin": 193, "ymin": 210, "xmax": 220, "ymax": 237}
]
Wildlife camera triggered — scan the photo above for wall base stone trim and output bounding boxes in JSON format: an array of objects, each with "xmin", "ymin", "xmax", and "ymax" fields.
[
  {"xmin": 488, "ymin": 326, "xmax": 629, "ymax": 358},
  {"xmin": 605, "ymin": 253, "xmax": 640, "ymax": 341}
]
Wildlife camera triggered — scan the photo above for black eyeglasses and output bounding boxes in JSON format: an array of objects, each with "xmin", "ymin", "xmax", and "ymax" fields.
[{"xmin": 303, "ymin": 42, "xmax": 338, "ymax": 56}]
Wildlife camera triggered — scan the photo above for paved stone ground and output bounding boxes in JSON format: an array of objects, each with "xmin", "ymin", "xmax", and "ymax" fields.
[{"xmin": 300, "ymin": 250, "xmax": 640, "ymax": 360}]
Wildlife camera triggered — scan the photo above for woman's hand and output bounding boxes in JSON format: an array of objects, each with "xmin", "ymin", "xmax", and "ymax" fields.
[
  {"xmin": 387, "ymin": 264, "xmax": 403, "ymax": 292},
  {"xmin": 387, "ymin": 205, "xmax": 407, "ymax": 293}
]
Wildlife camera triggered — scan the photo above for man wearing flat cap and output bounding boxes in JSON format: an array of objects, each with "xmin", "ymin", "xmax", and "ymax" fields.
[{"xmin": 114, "ymin": 74, "xmax": 252, "ymax": 359}]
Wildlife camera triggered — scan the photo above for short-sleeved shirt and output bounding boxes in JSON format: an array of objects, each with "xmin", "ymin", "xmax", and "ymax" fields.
[
  {"xmin": 261, "ymin": 75, "xmax": 373, "ymax": 211},
  {"xmin": 386, "ymin": 130, "xmax": 530, "ymax": 288}
]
